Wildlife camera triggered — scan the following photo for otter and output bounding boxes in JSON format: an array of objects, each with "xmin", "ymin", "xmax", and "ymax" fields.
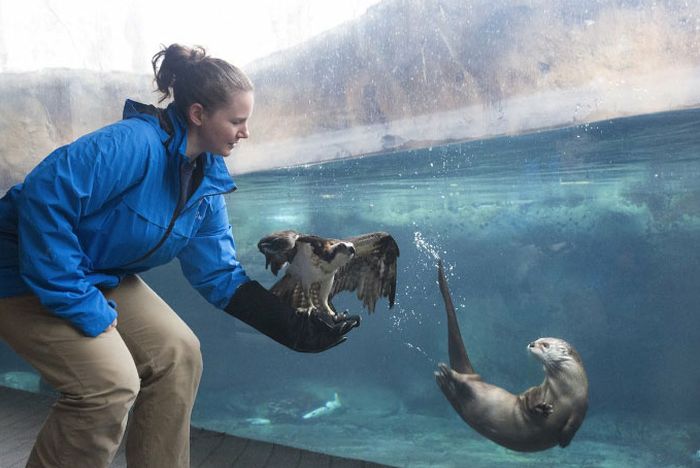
[{"xmin": 434, "ymin": 262, "xmax": 589, "ymax": 452}]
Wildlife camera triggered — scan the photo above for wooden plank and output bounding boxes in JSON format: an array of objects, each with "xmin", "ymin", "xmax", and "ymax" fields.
[
  {"xmin": 0, "ymin": 434, "xmax": 35, "ymax": 468},
  {"xmin": 195, "ymin": 432, "xmax": 250, "ymax": 467},
  {"xmin": 190, "ymin": 428, "xmax": 227, "ymax": 467},
  {"xmin": 0, "ymin": 387, "xmax": 47, "ymax": 468},
  {"xmin": 111, "ymin": 447, "xmax": 127, "ymax": 468},
  {"xmin": 0, "ymin": 410, "xmax": 47, "ymax": 445},
  {"xmin": 330, "ymin": 456, "xmax": 371, "ymax": 468},
  {"xmin": 0, "ymin": 389, "xmax": 47, "ymax": 432},
  {"xmin": 330, "ymin": 457, "xmax": 388, "ymax": 468},
  {"xmin": 265, "ymin": 442, "xmax": 303, "ymax": 467},
  {"xmin": 297, "ymin": 450, "xmax": 332, "ymax": 468},
  {"xmin": 231, "ymin": 438, "xmax": 274, "ymax": 467}
]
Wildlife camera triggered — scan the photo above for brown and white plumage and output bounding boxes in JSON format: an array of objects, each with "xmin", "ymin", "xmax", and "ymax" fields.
[{"xmin": 257, "ymin": 230, "xmax": 400, "ymax": 320}]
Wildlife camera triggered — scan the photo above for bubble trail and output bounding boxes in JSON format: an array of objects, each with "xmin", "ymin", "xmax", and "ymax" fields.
[
  {"xmin": 404, "ymin": 342, "xmax": 437, "ymax": 365},
  {"xmin": 414, "ymin": 231, "xmax": 455, "ymax": 276},
  {"xmin": 413, "ymin": 231, "xmax": 441, "ymax": 261}
]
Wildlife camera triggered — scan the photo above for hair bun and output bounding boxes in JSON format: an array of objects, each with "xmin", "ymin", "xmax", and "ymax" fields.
[
  {"xmin": 150, "ymin": 43, "xmax": 253, "ymax": 111},
  {"xmin": 152, "ymin": 44, "xmax": 207, "ymax": 102}
]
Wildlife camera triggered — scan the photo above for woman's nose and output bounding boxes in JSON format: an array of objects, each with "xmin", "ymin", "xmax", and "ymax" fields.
[{"xmin": 238, "ymin": 124, "xmax": 250, "ymax": 139}]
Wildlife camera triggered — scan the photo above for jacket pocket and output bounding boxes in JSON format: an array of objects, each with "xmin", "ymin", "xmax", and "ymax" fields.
[{"xmin": 87, "ymin": 196, "xmax": 183, "ymax": 269}]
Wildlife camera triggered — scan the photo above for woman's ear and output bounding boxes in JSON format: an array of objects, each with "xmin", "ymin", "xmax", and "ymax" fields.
[{"xmin": 187, "ymin": 103, "xmax": 205, "ymax": 127}]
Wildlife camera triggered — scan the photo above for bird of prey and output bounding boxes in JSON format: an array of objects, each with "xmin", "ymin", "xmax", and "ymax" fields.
[{"xmin": 257, "ymin": 230, "xmax": 400, "ymax": 321}]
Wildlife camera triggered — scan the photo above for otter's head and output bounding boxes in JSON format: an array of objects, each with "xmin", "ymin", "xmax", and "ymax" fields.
[{"xmin": 528, "ymin": 337, "xmax": 582, "ymax": 370}]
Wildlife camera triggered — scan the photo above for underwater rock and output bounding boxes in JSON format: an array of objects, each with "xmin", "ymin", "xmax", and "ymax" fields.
[{"xmin": 0, "ymin": 70, "xmax": 153, "ymax": 190}]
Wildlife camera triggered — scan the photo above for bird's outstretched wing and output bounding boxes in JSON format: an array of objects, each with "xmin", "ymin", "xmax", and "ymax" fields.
[
  {"xmin": 257, "ymin": 230, "xmax": 300, "ymax": 276},
  {"xmin": 269, "ymin": 273, "xmax": 313, "ymax": 310},
  {"xmin": 330, "ymin": 232, "xmax": 400, "ymax": 313}
]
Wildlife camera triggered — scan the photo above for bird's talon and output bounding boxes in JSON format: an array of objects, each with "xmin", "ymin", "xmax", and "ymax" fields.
[{"xmin": 338, "ymin": 311, "xmax": 349, "ymax": 321}]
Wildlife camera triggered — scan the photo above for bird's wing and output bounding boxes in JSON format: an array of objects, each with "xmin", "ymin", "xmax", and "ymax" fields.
[
  {"xmin": 270, "ymin": 273, "xmax": 311, "ymax": 310},
  {"xmin": 257, "ymin": 230, "xmax": 300, "ymax": 276},
  {"xmin": 330, "ymin": 232, "xmax": 400, "ymax": 313}
]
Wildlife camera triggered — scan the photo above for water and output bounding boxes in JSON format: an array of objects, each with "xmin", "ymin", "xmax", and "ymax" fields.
[{"xmin": 3, "ymin": 108, "xmax": 700, "ymax": 466}]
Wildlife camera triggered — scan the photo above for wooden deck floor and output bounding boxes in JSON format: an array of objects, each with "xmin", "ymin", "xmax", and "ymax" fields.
[{"xmin": 0, "ymin": 385, "xmax": 393, "ymax": 468}]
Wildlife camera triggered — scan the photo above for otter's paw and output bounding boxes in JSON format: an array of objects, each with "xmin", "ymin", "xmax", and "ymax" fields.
[
  {"xmin": 533, "ymin": 402, "xmax": 554, "ymax": 417},
  {"xmin": 434, "ymin": 363, "xmax": 458, "ymax": 395}
]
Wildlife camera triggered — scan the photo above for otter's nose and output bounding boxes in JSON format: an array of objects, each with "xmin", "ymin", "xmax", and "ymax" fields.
[{"xmin": 528, "ymin": 342, "xmax": 536, "ymax": 348}]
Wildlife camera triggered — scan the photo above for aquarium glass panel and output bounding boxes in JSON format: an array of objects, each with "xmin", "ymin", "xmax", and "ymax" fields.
[{"xmin": 1, "ymin": 1, "xmax": 699, "ymax": 466}]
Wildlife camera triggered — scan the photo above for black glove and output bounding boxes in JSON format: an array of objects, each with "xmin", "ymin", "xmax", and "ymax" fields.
[{"xmin": 225, "ymin": 280, "xmax": 361, "ymax": 353}]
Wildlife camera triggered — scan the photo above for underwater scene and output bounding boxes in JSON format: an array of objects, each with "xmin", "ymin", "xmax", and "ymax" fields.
[{"xmin": 2, "ymin": 107, "xmax": 700, "ymax": 467}]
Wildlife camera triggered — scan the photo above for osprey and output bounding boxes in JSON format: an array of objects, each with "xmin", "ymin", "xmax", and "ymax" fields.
[{"xmin": 257, "ymin": 230, "xmax": 400, "ymax": 321}]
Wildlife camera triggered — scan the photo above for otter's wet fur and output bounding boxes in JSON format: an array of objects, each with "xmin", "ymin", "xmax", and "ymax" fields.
[{"xmin": 434, "ymin": 261, "xmax": 589, "ymax": 452}]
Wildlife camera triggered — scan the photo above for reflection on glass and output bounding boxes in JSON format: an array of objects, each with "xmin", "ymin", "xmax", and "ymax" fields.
[{"xmin": 1, "ymin": 1, "xmax": 699, "ymax": 466}]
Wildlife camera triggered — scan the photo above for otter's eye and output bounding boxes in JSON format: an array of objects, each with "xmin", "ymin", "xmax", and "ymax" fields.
[{"xmin": 542, "ymin": 342, "xmax": 550, "ymax": 348}]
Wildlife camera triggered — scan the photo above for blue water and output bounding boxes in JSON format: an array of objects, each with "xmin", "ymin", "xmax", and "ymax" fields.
[{"xmin": 3, "ymin": 108, "xmax": 700, "ymax": 466}]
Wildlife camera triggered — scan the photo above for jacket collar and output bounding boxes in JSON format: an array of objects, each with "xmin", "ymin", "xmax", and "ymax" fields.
[
  {"xmin": 122, "ymin": 99, "xmax": 170, "ymax": 143},
  {"xmin": 163, "ymin": 103, "xmax": 190, "ymax": 163},
  {"xmin": 122, "ymin": 99, "xmax": 236, "ymax": 195}
]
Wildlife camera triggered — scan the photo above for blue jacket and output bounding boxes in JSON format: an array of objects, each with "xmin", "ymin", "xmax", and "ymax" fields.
[{"xmin": 0, "ymin": 100, "xmax": 250, "ymax": 336}]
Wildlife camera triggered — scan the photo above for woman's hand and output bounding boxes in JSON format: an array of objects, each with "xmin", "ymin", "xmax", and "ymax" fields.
[{"xmin": 225, "ymin": 280, "xmax": 361, "ymax": 353}]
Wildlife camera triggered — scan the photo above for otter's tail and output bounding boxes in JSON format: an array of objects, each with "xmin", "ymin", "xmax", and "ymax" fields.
[{"xmin": 437, "ymin": 261, "xmax": 474, "ymax": 374}]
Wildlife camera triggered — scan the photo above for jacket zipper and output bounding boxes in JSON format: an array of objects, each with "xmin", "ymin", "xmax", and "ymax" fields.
[{"xmin": 121, "ymin": 160, "xmax": 237, "ymax": 268}]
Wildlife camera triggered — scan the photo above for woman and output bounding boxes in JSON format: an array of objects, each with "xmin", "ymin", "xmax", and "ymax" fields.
[{"xmin": 0, "ymin": 44, "xmax": 359, "ymax": 468}]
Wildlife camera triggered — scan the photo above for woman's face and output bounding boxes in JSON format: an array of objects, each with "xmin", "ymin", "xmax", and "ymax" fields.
[{"xmin": 189, "ymin": 91, "xmax": 254, "ymax": 157}]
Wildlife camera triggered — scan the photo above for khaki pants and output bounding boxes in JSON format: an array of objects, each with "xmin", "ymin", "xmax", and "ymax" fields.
[{"xmin": 0, "ymin": 275, "xmax": 203, "ymax": 468}]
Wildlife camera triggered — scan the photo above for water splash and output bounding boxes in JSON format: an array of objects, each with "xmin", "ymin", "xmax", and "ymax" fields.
[
  {"xmin": 404, "ymin": 342, "xmax": 437, "ymax": 365},
  {"xmin": 390, "ymin": 305, "xmax": 422, "ymax": 330},
  {"xmin": 388, "ymin": 231, "xmax": 459, "ymax": 334},
  {"xmin": 411, "ymin": 231, "xmax": 465, "ymax": 321},
  {"xmin": 413, "ymin": 231, "xmax": 455, "ymax": 277},
  {"xmin": 413, "ymin": 231, "xmax": 442, "ymax": 261}
]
